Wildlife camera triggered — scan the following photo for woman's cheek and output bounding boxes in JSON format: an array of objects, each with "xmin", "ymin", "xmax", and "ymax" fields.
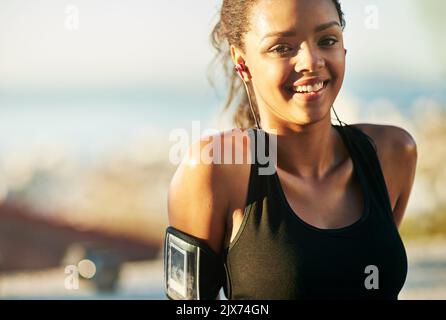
[
  {"xmin": 255, "ymin": 63, "xmax": 283, "ymax": 90},
  {"xmin": 333, "ymin": 50, "xmax": 346, "ymax": 75},
  {"xmin": 265, "ymin": 62, "xmax": 290, "ymax": 92}
]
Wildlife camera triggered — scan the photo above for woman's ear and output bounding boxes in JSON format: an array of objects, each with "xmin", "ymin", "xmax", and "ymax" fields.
[
  {"xmin": 235, "ymin": 62, "xmax": 252, "ymax": 81},
  {"xmin": 231, "ymin": 45, "xmax": 252, "ymax": 81}
]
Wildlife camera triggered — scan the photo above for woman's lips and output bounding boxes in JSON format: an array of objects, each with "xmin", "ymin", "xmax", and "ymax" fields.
[{"xmin": 287, "ymin": 81, "xmax": 329, "ymax": 102}]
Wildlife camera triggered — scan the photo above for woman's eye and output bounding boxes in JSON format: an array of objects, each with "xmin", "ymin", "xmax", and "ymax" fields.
[
  {"xmin": 319, "ymin": 38, "xmax": 339, "ymax": 47},
  {"xmin": 271, "ymin": 45, "xmax": 293, "ymax": 55}
]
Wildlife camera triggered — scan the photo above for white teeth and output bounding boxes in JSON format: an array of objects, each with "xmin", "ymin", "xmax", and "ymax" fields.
[{"xmin": 293, "ymin": 81, "xmax": 324, "ymax": 93}]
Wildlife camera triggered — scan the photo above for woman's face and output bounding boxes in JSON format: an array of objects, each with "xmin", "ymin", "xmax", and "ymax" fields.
[{"xmin": 237, "ymin": 0, "xmax": 346, "ymax": 129}]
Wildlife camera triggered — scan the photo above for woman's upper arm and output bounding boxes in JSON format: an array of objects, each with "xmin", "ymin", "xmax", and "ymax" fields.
[
  {"xmin": 390, "ymin": 128, "xmax": 418, "ymax": 228},
  {"xmin": 167, "ymin": 137, "xmax": 230, "ymax": 254}
]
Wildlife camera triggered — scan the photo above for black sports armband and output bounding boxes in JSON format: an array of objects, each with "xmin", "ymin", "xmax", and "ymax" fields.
[{"xmin": 164, "ymin": 226, "xmax": 225, "ymax": 300}]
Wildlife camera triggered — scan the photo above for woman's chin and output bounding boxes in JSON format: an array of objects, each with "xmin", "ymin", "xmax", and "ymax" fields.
[{"xmin": 287, "ymin": 106, "xmax": 330, "ymax": 125}]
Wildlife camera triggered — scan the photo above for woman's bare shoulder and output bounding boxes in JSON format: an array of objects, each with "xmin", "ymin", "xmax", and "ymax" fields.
[
  {"xmin": 350, "ymin": 123, "xmax": 417, "ymax": 172},
  {"xmin": 167, "ymin": 128, "xmax": 252, "ymax": 253},
  {"xmin": 350, "ymin": 123, "xmax": 417, "ymax": 152}
]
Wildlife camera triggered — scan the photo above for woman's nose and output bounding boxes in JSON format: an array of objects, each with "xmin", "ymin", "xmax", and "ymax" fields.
[{"xmin": 294, "ymin": 44, "xmax": 325, "ymax": 73}]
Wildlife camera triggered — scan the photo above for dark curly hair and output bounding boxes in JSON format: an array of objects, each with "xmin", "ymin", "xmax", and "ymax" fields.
[{"xmin": 208, "ymin": 0, "xmax": 346, "ymax": 128}]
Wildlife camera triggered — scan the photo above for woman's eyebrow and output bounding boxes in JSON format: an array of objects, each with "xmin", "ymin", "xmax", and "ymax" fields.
[
  {"xmin": 261, "ymin": 21, "xmax": 341, "ymax": 41},
  {"xmin": 314, "ymin": 21, "xmax": 341, "ymax": 33}
]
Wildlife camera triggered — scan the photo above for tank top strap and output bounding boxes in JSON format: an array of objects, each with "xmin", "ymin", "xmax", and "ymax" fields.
[
  {"xmin": 336, "ymin": 124, "xmax": 394, "ymax": 218},
  {"xmin": 244, "ymin": 128, "xmax": 269, "ymax": 207}
]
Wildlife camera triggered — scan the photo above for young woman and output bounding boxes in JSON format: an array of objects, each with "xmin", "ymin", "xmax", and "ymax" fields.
[{"xmin": 164, "ymin": 0, "xmax": 417, "ymax": 300}]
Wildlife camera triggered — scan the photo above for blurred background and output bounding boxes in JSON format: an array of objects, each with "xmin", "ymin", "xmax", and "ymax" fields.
[{"xmin": 0, "ymin": 0, "xmax": 444, "ymax": 299}]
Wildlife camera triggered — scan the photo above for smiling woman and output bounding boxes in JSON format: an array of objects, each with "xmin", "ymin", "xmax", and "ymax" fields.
[
  {"xmin": 211, "ymin": 0, "xmax": 346, "ymax": 129},
  {"xmin": 165, "ymin": 0, "xmax": 417, "ymax": 300}
]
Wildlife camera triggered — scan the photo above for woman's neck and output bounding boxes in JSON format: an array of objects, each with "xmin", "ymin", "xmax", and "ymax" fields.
[{"xmin": 261, "ymin": 116, "xmax": 347, "ymax": 181}]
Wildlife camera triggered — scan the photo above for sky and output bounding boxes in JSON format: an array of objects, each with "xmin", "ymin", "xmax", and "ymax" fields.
[{"xmin": 0, "ymin": 0, "xmax": 444, "ymax": 91}]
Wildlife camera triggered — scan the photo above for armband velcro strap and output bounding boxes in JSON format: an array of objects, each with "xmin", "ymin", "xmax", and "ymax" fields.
[{"xmin": 164, "ymin": 226, "xmax": 224, "ymax": 300}]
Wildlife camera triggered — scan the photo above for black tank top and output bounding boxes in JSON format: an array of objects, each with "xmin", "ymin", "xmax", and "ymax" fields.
[{"xmin": 223, "ymin": 124, "xmax": 408, "ymax": 300}]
